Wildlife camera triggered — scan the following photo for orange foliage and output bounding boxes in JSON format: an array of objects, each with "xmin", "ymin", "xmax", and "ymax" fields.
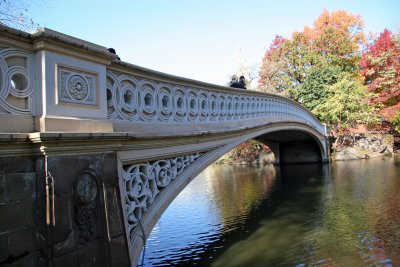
[{"xmin": 304, "ymin": 9, "xmax": 366, "ymax": 57}]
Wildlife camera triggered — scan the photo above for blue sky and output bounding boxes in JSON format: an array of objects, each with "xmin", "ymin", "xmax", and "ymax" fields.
[{"xmin": 29, "ymin": 0, "xmax": 399, "ymax": 85}]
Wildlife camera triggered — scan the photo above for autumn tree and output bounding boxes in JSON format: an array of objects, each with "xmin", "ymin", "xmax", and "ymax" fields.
[
  {"xmin": 306, "ymin": 9, "xmax": 365, "ymax": 67},
  {"xmin": 360, "ymin": 29, "xmax": 400, "ymax": 120},
  {"xmin": 258, "ymin": 35, "xmax": 289, "ymax": 94},
  {"xmin": 258, "ymin": 10, "xmax": 376, "ymax": 129}
]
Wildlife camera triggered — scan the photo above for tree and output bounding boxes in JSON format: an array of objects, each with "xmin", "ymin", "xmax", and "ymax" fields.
[
  {"xmin": 306, "ymin": 9, "xmax": 365, "ymax": 60},
  {"xmin": 258, "ymin": 35, "xmax": 290, "ymax": 94},
  {"xmin": 0, "ymin": 0, "xmax": 36, "ymax": 30},
  {"xmin": 391, "ymin": 111, "xmax": 400, "ymax": 132},
  {"xmin": 258, "ymin": 10, "xmax": 365, "ymax": 99},
  {"xmin": 296, "ymin": 64, "xmax": 344, "ymax": 111},
  {"xmin": 313, "ymin": 74, "xmax": 378, "ymax": 129},
  {"xmin": 360, "ymin": 29, "xmax": 400, "ymax": 120},
  {"xmin": 258, "ymin": 10, "xmax": 370, "ymax": 129}
]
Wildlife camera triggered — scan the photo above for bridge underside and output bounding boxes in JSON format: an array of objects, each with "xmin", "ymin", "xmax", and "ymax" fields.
[{"xmin": 256, "ymin": 130, "xmax": 324, "ymax": 164}]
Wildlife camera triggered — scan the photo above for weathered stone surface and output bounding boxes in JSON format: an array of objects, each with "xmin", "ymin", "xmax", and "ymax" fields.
[
  {"xmin": 105, "ymin": 186, "xmax": 122, "ymax": 237},
  {"xmin": 0, "ymin": 157, "xmax": 35, "ymax": 175},
  {"xmin": 53, "ymin": 250, "xmax": 79, "ymax": 267},
  {"xmin": 334, "ymin": 147, "xmax": 366, "ymax": 160},
  {"xmin": 0, "ymin": 232, "xmax": 9, "ymax": 262},
  {"xmin": 0, "ymin": 175, "xmax": 5, "ymax": 204},
  {"xmin": 4, "ymin": 173, "xmax": 36, "ymax": 202},
  {"xmin": 109, "ymin": 236, "xmax": 130, "ymax": 267},
  {"xmin": 53, "ymin": 195, "xmax": 73, "ymax": 244},
  {"xmin": 258, "ymin": 150, "xmax": 276, "ymax": 164},
  {"xmin": 0, "ymin": 252, "xmax": 39, "ymax": 267},
  {"xmin": 53, "ymin": 229, "xmax": 76, "ymax": 257},
  {"xmin": 333, "ymin": 134, "xmax": 394, "ymax": 160},
  {"xmin": 8, "ymin": 228, "xmax": 36, "ymax": 258},
  {"xmin": 98, "ymin": 154, "xmax": 118, "ymax": 186},
  {"xmin": 0, "ymin": 201, "xmax": 35, "ymax": 232},
  {"xmin": 48, "ymin": 156, "xmax": 91, "ymax": 195},
  {"xmin": 77, "ymin": 240, "xmax": 108, "ymax": 267}
]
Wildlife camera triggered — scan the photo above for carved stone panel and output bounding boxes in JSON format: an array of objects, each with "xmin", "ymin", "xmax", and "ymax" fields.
[{"xmin": 58, "ymin": 67, "xmax": 98, "ymax": 106}]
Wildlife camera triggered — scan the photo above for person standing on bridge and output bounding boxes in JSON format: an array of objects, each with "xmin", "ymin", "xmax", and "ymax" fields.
[
  {"xmin": 229, "ymin": 75, "xmax": 239, "ymax": 88},
  {"xmin": 236, "ymin": 75, "xmax": 247, "ymax": 89}
]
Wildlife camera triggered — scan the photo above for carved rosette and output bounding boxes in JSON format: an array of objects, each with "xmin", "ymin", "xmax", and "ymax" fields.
[
  {"xmin": 0, "ymin": 48, "xmax": 34, "ymax": 114},
  {"xmin": 106, "ymin": 70, "xmax": 325, "ymax": 134},
  {"xmin": 59, "ymin": 68, "xmax": 97, "ymax": 105},
  {"xmin": 122, "ymin": 153, "xmax": 203, "ymax": 237}
]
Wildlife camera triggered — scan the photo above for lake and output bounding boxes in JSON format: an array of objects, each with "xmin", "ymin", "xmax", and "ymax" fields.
[{"xmin": 138, "ymin": 156, "xmax": 400, "ymax": 267}]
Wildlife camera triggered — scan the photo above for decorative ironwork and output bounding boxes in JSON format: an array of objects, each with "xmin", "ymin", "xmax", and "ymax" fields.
[
  {"xmin": 122, "ymin": 153, "xmax": 203, "ymax": 240},
  {"xmin": 106, "ymin": 70, "xmax": 326, "ymax": 134}
]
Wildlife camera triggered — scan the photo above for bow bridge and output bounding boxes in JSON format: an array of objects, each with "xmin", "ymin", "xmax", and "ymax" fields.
[{"xmin": 0, "ymin": 26, "xmax": 329, "ymax": 267}]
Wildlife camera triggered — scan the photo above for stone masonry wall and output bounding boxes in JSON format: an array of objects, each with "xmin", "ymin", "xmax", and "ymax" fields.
[
  {"xmin": 37, "ymin": 153, "xmax": 130, "ymax": 267},
  {"xmin": 0, "ymin": 153, "xmax": 131, "ymax": 267},
  {"xmin": 0, "ymin": 157, "xmax": 39, "ymax": 267}
]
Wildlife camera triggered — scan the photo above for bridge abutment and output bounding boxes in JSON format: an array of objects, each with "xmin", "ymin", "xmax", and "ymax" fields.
[
  {"xmin": 38, "ymin": 152, "xmax": 130, "ymax": 267},
  {"xmin": 0, "ymin": 150, "xmax": 131, "ymax": 267}
]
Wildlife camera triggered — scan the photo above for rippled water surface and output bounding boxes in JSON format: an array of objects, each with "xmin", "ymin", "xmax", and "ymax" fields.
[{"xmin": 139, "ymin": 157, "xmax": 400, "ymax": 266}]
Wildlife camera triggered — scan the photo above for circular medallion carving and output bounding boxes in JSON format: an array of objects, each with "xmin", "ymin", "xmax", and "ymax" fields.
[
  {"xmin": 75, "ymin": 173, "xmax": 97, "ymax": 204},
  {"xmin": 68, "ymin": 75, "xmax": 89, "ymax": 100}
]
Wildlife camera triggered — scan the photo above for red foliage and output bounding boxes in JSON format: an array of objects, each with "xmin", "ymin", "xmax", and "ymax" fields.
[
  {"xmin": 361, "ymin": 29, "xmax": 400, "ymax": 119},
  {"xmin": 380, "ymin": 102, "xmax": 400, "ymax": 120},
  {"xmin": 266, "ymin": 35, "xmax": 286, "ymax": 57}
]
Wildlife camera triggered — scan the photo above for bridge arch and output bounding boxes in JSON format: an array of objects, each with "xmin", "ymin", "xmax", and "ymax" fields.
[{"xmin": 121, "ymin": 121, "xmax": 328, "ymax": 264}]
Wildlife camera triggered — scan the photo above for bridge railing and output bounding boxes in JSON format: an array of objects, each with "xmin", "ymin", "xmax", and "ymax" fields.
[{"xmin": 0, "ymin": 25, "xmax": 327, "ymax": 137}]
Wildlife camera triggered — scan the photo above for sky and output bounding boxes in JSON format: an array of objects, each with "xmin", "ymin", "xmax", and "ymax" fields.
[{"xmin": 28, "ymin": 0, "xmax": 400, "ymax": 86}]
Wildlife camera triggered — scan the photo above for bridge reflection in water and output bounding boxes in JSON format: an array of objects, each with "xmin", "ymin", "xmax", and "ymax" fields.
[
  {"xmin": 141, "ymin": 158, "xmax": 400, "ymax": 267},
  {"xmin": 0, "ymin": 25, "xmax": 329, "ymax": 267}
]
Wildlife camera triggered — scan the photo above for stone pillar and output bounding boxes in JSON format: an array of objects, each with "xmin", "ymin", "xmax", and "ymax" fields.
[
  {"xmin": 262, "ymin": 141, "xmax": 280, "ymax": 164},
  {"xmin": 37, "ymin": 153, "xmax": 130, "ymax": 267}
]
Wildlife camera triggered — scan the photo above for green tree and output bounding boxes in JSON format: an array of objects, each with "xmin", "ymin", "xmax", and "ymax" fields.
[
  {"xmin": 313, "ymin": 75, "xmax": 378, "ymax": 128},
  {"xmin": 295, "ymin": 64, "xmax": 344, "ymax": 111},
  {"xmin": 391, "ymin": 111, "xmax": 400, "ymax": 132}
]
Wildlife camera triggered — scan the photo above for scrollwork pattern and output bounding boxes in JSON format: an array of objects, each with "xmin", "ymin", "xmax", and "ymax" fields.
[
  {"xmin": 106, "ymin": 70, "xmax": 326, "ymax": 135},
  {"xmin": 122, "ymin": 153, "xmax": 203, "ymax": 239}
]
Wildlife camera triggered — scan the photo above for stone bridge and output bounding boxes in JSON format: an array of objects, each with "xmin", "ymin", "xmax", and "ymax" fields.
[{"xmin": 0, "ymin": 26, "xmax": 329, "ymax": 267}]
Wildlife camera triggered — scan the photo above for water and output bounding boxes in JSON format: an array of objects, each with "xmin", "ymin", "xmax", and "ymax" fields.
[{"xmin": 138, "ymin": 157, "xmax": 400, "ymax": 267}]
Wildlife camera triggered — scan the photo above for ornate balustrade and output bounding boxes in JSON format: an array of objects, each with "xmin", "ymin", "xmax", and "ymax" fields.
[
  {"xmin": 106, "ymin": 66, "xmax": 327, "ymax": 135},
  {"xmin": 0, "ymin": 25, "xmax": 326, "ymax": 137}
]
